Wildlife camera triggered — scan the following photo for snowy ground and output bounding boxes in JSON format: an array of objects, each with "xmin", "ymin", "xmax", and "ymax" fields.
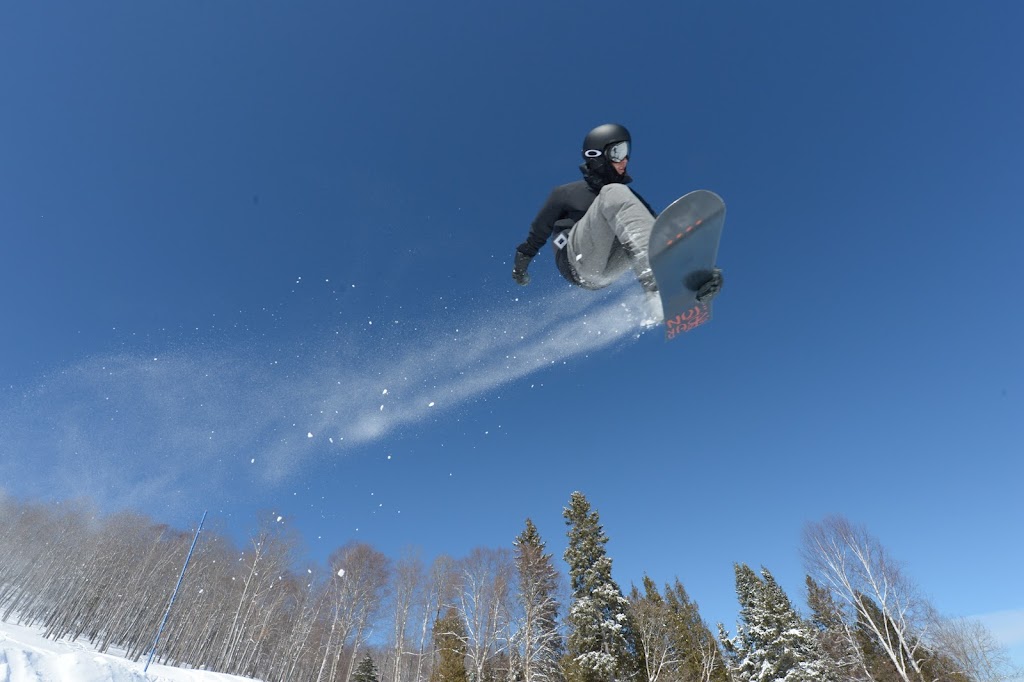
[{"xmin": 0, "ymin": 619, "xmax": 260, "ymax": 682}]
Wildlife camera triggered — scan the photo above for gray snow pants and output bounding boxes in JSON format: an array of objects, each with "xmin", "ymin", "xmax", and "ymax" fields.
[{"xmin": 565, "ymin": 184, "xmax": 655, "ymax": 291}]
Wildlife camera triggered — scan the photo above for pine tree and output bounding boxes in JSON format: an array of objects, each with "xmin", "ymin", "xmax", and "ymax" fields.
[
  {"xmin": 720, "ymin": 564, "xmax": 828, "ymax": 682},
  {"xmin": 354, "ymin": 654, "xmax": 382, "ymax": 682},
  {"xmin": 514, "ymin": 518, "xmax": 564, "ymax": 682},
  {"xmin": 562, "ymin": 492, "xmax": 632, "ymax": 682},
  {"xmin": 432, "ymin": 607, "xmax": 470, "ymax": 682}
]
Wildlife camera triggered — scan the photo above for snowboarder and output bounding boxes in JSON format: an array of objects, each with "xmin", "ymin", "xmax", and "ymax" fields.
[{"xmin": 511, "ymin": 123, "xmax": 722, "ymax": 320}]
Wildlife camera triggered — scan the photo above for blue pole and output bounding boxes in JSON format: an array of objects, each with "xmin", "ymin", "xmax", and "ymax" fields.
[{"xmin": 145, "ymin": 510, "xmax": 207, "ymax": 674}]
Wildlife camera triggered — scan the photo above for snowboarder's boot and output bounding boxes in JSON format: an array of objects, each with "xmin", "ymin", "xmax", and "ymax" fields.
[{"xmin": 695, "ymin": 269, "xmax": 724, "ymax": 304}]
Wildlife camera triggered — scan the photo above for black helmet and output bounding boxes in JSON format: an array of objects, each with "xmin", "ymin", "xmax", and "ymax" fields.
[{"xmin": 582, "ymin": 123, "xmax": 631, "ymax": 161}]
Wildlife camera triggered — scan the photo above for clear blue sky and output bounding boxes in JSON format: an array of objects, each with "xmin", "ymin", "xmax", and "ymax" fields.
[{"xmin": 2, "ymin": 0, "xmax": 1022, "ymax": 668}]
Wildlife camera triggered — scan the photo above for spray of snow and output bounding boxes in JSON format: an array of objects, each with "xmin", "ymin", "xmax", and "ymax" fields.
[{"xmin": 0, "ymin": 281, "xmax": 653, "ymax": 508}]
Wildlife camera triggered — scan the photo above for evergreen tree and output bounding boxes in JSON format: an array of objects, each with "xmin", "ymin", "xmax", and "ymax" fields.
[
  {"xmin": 629, "ymin": 576, "xmax": 728, "ymax": 682},
  {"xmin": 354, "ymin": 654, "xmax": 381, "ymax": 682},
  {"xmin": 805, "ymin": 576, "xmax": 861, "ymax": 680},
  {"xmin": 514, "ymin": 518, "xmax": 564, "ymax": 682},
  {"xmin": 720, "ymin": 564, "xmax": 828, "ymax": 682},
  {"xmin": 719, "ymin": 564, "xmax": 765, "ymax": 682},
  {"xmin": 432, "ymin": 607, "xmax": 470, "ymax": 682},
  {"xmin": 662, "ymin": 579, "xmax": 728, "ymax": 682},
  {"xmin": 562, "ymin": 492, "xmax": 632, "ymax": 682}
]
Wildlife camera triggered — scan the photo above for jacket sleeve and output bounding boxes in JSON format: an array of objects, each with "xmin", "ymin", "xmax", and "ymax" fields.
[{"xmin": 516, "ymin": 187, "xmax": 565, "ymax": 258}]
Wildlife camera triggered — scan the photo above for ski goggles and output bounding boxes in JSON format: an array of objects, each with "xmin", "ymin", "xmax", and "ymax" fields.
[{"xmin": 584, "ymin": 140, "xmax": 630, "ymax": 163}]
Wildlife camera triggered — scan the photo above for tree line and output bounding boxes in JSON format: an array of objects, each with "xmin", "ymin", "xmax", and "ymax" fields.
[{"xmin": 0, "ymin": 490, "xmax": 1015, "ymax": 682}]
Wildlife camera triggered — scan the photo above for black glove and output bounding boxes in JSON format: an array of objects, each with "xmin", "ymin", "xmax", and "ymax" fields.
[
  {"xmin": 696, "ymin": 268, "xmax": 724, "ymax": 304},
  {"xmin": 512, "ymin": 251, "xmax": 532, "ymax": 286}
]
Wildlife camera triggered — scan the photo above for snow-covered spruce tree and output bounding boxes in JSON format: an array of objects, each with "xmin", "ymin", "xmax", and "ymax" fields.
[
  {"xmin": 515, "ymin": 518, "xmax": 565, "ymax": 682},
  {"xmin": 456, "ymin": 547, "xmax": 514, "ymax": 682},
  {"xmin": 562, "ymin": 492, "xmax": 633, "ymax": 682},
  {"xmin": 719, "ymin": 564, "xmax": 829, "ymax": 682},
  {"xmin": 354, "ymin": 654, "xmax": 382, "ymax": 682}
]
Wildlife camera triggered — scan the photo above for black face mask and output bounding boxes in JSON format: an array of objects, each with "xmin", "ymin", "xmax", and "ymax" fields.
[{"xmin": 581, "ymin": 157, "xmax": 627, "ymax": 188}]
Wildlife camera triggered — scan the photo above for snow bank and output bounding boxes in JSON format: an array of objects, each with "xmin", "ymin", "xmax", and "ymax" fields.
[{"xmin": 0, "ymin": 619, "xmax": 260, "ymax": 682}]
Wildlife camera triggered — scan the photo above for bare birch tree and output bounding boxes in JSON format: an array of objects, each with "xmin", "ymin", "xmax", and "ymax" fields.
[
  {"xmin": 928, "ymin": 615, "xmax": 1019, "ymax": 682},
  {"xmin": 385, "ymin": 549, "xmax": 425, "ymax": 682},
  {"xmin": 316, "ymin": 541, "xmax": 390, "ymax": 682},
  {"xmin": 218, "ymin": 516, "xmax": 297, "ymax": 674},
  {"xmin": 801, "ymin": 515, "xmax": 990, "ymax": 682},
  {"xmin": 413, "ymin": 555, "xmax": 459, "ymax": 682},
  {"xmin": 802, "ymin": 515, "xmax": 930, "ymax": 681},
  {"xmin": 275, "ymin": 566, "xmax": 330, "ymax": 682},
  {"xmin": 456, "ymin": 547, "xmax": 514, "ymax": 682}
]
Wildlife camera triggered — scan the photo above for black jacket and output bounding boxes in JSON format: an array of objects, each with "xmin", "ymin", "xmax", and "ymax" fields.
[{"xmin": 517, "ymin": 165, "xmax": 655, "ymax": 284}]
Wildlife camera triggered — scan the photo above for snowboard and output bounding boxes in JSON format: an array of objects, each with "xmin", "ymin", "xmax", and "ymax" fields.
[{"xmin": 648, "ymin": 190, "xmax": 726, "ymax": 340}]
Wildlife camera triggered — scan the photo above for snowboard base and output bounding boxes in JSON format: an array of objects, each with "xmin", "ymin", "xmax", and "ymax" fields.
[{"xmin": 648, "ymin": 190, "xmax": 726, "ymax": 340}]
